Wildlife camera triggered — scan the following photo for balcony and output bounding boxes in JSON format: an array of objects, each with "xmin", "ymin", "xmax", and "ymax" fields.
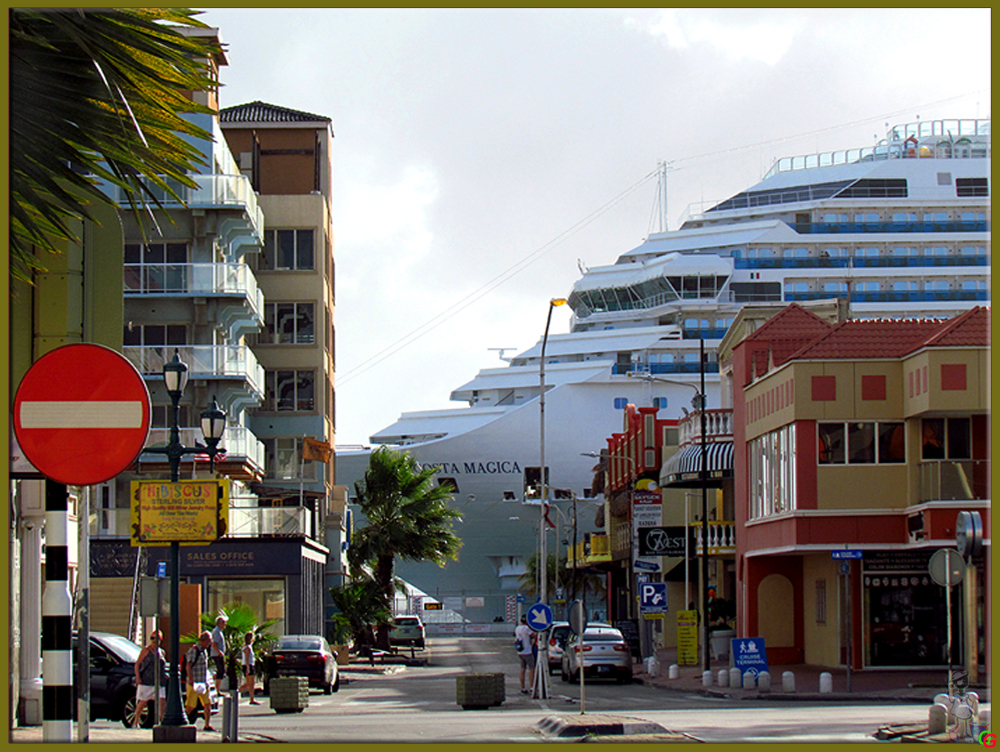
[
  {"xmin": 123, "ymin": 345, "xmax": 265, "ymax": 398},
  {"xmin": 693, "ymin": 521, "xmax": 736, "ymax": 556},
  {"xmin": 143, "ymin": 426, "xmax": 265, "ymax": 472},
  {"xmin": 125, "ymin": 262, "xmax": 263, "ymax": 311},
  {"xmin": 919, "ymin": 460, "xmax": 990, "ymax": 503},
  {"xmin": 678, "ymin": 408, "xmax": 733, "ymax": 446},
  {"xmin": 567, "ymin": 533, "xmax": 611, "ymax": 568},
  {"xmin": 105, "ymin": 174, "xmax": 264, "ymax": 240},
  {"xmin": 227, "ymin": 505, "xmax": 319, "ymax": 540}
]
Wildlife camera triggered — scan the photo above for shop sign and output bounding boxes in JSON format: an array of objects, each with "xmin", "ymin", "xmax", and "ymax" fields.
[
  {"xmin": 131, "ymin": 479, "xmax": 229, "ymax": 545},
  {"xmin": 676, "ymin": 610, "xmax": 699, "ymax": 665},
  {"xmin": 732, "ymin": 637, "xmax": 769, "ymax": 677},
  {"xmin": 863, "ymin": 550, "xmax": 932, "ymax": 572}
]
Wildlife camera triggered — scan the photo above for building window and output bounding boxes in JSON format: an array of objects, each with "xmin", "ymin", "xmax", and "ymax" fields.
[
  {"xmin": 259, "ymin": 229, "xmax": 315, "ymax": 271},
  {"xmin": 265, "ymin": 370, "xmax": 315, "ymax": 411},
  {"xmin": 124, "ymin": 243, "xmax": 188, "ymax": 291},
  {"xmin": 258, "ymin": 302, "xmax": 315, "ymax": 345},
  {"xmin": 921, "ymin": 417, "xmax": 970, "ymax": 460},
  {"xmin": 264, "ymin": 437, "xmax": 316, "ymax": 481},
  {"xmin": 613, "ymin": 397, "xmax": 629, "ymax": 409},
  {"xmin": 815, "ymin": 579, "xmax": 827, "ymax": 624},
  {"xmin": 748, "ymin": 424, "xmax": 796, "ymax": 520},
  {"xmin": 819, "ymin": 421, "xmax": 904, "ymax": 465}
]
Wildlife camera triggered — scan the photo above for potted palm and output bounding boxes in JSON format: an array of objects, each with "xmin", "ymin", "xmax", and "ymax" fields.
[{"xmin": 327, "ymin": 614, "xmax": 353, "ymax": 666}]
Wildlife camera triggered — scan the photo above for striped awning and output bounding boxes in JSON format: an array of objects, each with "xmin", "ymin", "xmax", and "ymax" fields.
[{"xmin": 660, "ymin": 441, "xmax": 734, "ymax": 487}]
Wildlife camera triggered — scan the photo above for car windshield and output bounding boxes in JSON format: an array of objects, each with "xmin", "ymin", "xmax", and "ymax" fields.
[
  {"xmin": 277, "ymin": 638, "xmax": 322, "ymax": 651},
  {"xmin": 97, "ymin": 634, "xmax": 142, "ymax": 662},
  {"xmin": 581, "ymin": 630, "xmax": 623, "ymax": 642},
  {"xmin": 396, "ymin": 618, "xmax": 419, "ymax": 625}
]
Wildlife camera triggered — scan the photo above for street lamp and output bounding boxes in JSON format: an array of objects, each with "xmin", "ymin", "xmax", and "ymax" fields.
[
  {"xmin": 143, "ymin": 349, "xmax": 226, "ymax": 727},
  {"xmin": 535, "ymin": 296, "xmax": 566, "ymax": 699},
  {"xmin": 627, "ymin": 339, "xmax": 710, "ymax": 673}
]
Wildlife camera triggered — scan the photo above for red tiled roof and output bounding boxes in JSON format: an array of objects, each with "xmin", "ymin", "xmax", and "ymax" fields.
[
  {"xmin": 742, "ymin": 304, "xmax": 835, "ymax": 372},
  {"xmin": 787, "ymin": 306, "xmax": 991, "ymax": 361}
]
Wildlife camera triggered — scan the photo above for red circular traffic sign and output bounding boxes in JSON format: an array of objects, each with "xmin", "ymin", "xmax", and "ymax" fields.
[{"xmin": 14, "ymin": 344, "xmax": 151, "ymax": 486}]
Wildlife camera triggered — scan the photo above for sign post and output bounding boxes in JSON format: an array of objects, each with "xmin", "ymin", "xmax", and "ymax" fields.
[{"xmin": 831, "ymin": 549, "xmax": 862, "ymax": 692}]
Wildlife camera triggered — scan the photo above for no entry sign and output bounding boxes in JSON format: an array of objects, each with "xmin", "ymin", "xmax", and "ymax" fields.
[{"xmin": 14, "ymin": 344, "xmax": 151, "ymax": 486}]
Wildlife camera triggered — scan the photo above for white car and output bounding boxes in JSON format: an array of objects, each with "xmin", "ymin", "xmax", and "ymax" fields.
[{"xmin": 560, "ymin": 625, "xmax": 632, "ymax": 684}]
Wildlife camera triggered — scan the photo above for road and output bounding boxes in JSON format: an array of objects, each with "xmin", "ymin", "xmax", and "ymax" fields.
[{"xmin": 64, "ymin": 636, "xmax": 972, "ymax": 743}]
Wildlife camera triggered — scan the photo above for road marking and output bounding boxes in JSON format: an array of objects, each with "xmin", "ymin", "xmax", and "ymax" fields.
[{"xmin": 19, "ymin": 401, "xmax": 144, "ymax": 428}]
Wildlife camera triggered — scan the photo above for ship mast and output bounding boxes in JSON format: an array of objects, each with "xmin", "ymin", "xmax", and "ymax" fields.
[{"xmin": 655, "ymin": 161, "xmax": 672, "ymax": 233}]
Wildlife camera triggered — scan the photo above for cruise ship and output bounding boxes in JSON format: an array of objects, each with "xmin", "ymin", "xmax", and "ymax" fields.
[{"xmin": 337, "ymin": 118, "xmax": 990, "ymax": 622}]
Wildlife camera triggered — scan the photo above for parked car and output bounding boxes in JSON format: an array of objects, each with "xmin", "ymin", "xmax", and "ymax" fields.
[
  {"xmin": 389, "ymin": 615, "xmax": 425, "ymax": 649},
  {"xmin": 560, "ymin": 625, "xmax": 632, "ymax": 684},
  {"xmin": 546, "ymin": 622, "xmax": 571, "ymax": 674},
  {"xmin": 261, "ymin": 635, "xmax": 339, "ymax": 695}
]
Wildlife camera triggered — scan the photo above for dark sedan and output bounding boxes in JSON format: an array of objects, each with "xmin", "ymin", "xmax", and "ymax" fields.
[
  {"xmin": 72, "ymin": 631, "xmax": 144, "ymax": 728},
  {"xmin": 262, "ymin": 635, "xmax": 340, "ymax": 695}
]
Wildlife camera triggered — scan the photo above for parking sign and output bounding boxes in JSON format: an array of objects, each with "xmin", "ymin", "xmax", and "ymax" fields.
[{"xmin": 639, "ymin": 582, "xmax": 668, "ymax": 614}]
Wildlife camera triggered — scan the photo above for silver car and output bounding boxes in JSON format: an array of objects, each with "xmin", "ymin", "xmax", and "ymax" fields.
[
  {"xmin": 560, "ymin": 626, "xmax": 632, "ymax": 684},
  {"xmin": 546, "ymin": 622, "xmax": 571, "ymax": 674}
]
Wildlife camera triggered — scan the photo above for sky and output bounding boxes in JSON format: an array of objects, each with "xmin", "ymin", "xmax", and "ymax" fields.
[{"xmin": 199, "ymin": 7, "xmax": 991, "ymax": 446}]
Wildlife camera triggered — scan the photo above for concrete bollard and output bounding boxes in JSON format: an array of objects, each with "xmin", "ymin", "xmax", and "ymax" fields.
[
  {"xmin": 782, "ymin": 671, "xmax": 795, "ymax": 692},
  {"xmin": 742, "ymin": 671, "xmax": 756, "ymax": 690},
  {"xmin": 819, "ymin": 672, "xmax": 833, "ymax": 694},
  {"xmin": 668, "ymin": 664, "xmax": 679, "ymax": 680},
  {"xmin": 647, "ymin": 657, "xmax": 660, "ymax": 678},
  {"xmin": 717, "ymin": 669, "xmax": 728, "ymax": 687},
  {"xmin": 702, "ymin": 670, "xmax": 713, "ymax": 687},
  {"xmin": 928, "ymin": 704, "xmax": 949, "ymax": 735},
  {"xmin": 729, "ymin": 667, "xmax": 741, "ymax": 688},
  {"xmin": 758, "ymin": 671, "xmax": 771, "ymax": 692}
]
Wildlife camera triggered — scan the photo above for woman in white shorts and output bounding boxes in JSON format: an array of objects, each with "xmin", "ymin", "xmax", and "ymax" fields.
[{"xmin": 133, "ymin": 631, "xmax": 167, "ymax": 728}]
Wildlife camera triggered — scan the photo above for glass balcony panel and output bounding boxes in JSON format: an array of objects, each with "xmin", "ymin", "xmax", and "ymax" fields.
[{"xmin": 918, "ymin": 460, "xmax": 990, "ymax": 502}]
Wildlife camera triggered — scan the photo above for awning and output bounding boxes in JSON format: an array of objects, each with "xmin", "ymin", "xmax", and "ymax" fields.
[{"xmin": 660, "ymin": 441, "xmax": 734, "ymax": 487}]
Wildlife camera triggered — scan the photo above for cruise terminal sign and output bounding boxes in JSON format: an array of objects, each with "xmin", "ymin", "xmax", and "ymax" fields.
[{"xmin": 131, "ymin": 479, "xmax": 230, "ymax": 545}]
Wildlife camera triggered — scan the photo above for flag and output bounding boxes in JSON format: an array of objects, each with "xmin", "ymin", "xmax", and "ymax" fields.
[{"xmin": 302, "ymin": 437, "xmax": 332, "ymax": 463}]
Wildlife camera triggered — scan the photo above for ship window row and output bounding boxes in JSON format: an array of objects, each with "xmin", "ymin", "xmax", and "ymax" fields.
[
  {"xmin": 736, "ymin": 243, "xmax": 988, "ymax": 269},
  {"xmin": 783, "ymin": 278, "xmax": 987, "ymax": 303},
  {"xmin": 708, "ymin": 180, "xmax": 851, "ymax": 212},
  {"xmin": 792, "ymin": 206, "xmax": 988, "ymax": 234},
  {"xmin": 570, "ymin": 275, "xmax": 729, "ymax": 315}
]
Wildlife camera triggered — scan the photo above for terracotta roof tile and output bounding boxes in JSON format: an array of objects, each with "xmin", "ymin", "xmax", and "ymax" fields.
[{"xmin": 921, "ymin": 306, "xmax": 991, "ymax": 348}]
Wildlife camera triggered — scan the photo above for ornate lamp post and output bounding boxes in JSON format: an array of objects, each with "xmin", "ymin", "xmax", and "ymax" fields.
[{"xmin": 143, "ymin": 350, "xmax": 226, "ymax": 726}]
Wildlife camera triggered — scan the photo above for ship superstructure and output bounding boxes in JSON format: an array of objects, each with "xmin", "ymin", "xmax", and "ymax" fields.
[{"xmin": 337, "ymin": 118, "xmax": 990, "ymax": 622}]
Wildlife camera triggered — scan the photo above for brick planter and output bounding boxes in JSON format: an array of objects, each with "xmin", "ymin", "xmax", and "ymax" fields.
[
  {"xmin": 269, "ymin": 676, "xmax": 309, "ymax": 713},
  {"xmin": 456, "ymin": 673, "xmax": 505, "ymax": 710}
]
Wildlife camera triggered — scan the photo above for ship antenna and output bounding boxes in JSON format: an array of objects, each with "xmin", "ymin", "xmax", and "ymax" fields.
[
  {"xmin": 488, "ymin": 347, "xmax": 516, "ymax": 363},
  {"xmin": 653, "ymin": 161, "xmax": 673, "ymax": 234}
]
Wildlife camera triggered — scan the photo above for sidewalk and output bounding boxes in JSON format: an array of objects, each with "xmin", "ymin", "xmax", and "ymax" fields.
[{"xmin": 632, "ymin": 646, "xmax": 991, "ymax": 704}]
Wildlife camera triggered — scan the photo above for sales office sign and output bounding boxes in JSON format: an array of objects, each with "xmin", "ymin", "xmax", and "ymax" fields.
[
  {"xmin": 131, "ymin": 479, "xmax": 230, "ymax": 545},
  {"xmin": 638, "ymin": 526, "xmax": 692, "ymax": 557}
]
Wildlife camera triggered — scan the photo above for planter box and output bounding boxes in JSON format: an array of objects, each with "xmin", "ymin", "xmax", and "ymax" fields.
[
  {"xmin": 269, "ymin": 676, "xmax": 309, "ymax": 713},
  {"xmin": 456, "ymin": 673, "xmax": 505, "ymax": 710}
]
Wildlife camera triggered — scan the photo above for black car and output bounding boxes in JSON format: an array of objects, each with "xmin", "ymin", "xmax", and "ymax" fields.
[
  {"xmin": 261, "ymin": 635, "xmax": 340, "ymax": 695},
  {"xmin": 72, "ymin": 631, "xmax": 145, "ymax": 728}
]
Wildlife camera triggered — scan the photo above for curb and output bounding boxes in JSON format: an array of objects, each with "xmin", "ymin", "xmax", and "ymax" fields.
[{"xmin": 538, "ymin": 714, "xmax": 669, "ymax": 738}]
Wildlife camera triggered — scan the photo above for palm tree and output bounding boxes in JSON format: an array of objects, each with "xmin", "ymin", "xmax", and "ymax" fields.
[
  {"xmin": 518, "ymin": 551, "xmax": 606, "ymax": 607},
  {"xmin": 9, "ymin": 8, "xmax": 219, "ymax": 282},
  {"xmin": 328, "ymin": 576, "xmax": 392, "ymax": 650},
  {"xmin": 350, "ymin": 446, "xmax": 462, "ymax": 650},
  {"xmin": 183, "ymin": 602, "xmax": 279, "ymax": 688}
]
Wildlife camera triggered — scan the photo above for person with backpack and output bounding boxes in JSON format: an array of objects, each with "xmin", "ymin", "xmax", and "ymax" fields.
[
  {"xmin": 514, "ymin": 615, "xmax": 535, "ymax": 695},
  {"xmin": 133, "ymin": 630, "xmax": 167, "ymax": 728},
  {"xmin": 185, "ymin": 632, "xmax": 215, "ymax": 732}
]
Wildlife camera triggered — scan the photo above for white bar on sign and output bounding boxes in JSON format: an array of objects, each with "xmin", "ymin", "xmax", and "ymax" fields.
[{"xmin": 19, "ymin": 401, "xmax": 143, "ymax": 429}]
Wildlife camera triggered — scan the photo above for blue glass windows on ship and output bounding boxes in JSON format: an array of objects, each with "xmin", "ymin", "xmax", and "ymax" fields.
[
  {"xmin": 257, "ymin": 302, "xmax": 315, "ymax": 345},
  {"xmin": 570, "ymin": 275, "xmax": 728, "ymax": 314},
  {"xmin": 264, "ymin": 369, "xmax": 315, "ymax": 411},
  {"xmin": 255, "ymin": 229, "xmax": 315, "ymax": 271}
]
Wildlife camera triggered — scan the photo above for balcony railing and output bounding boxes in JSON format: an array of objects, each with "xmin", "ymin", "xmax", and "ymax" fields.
[
  {"xmin": 919, "ymin": 460, "xmax": 990, "ymax": 502},
  {"xmin": 124, "ymin": 262, "xmax": 264, "ymax": 315},
  {"xmin": 693, "ymin": 521, "xmax": 736, "ymax": 555},
  {"xmin": 678, "ymin": 408, "xmax": 734, "ymax": 446},
  {"xmin": 143, "ymin": 426, "xmax": 265, "ymax": 471},
  {"xmin": 123, "ymin": 345, "xmax": 265, "ymax": 396},
  {"xmin": 567, "ymin": 533, "xmax": 611, "ymax": 568},
  {"xmin": 227, "ymin": 505, "xmax": 317, "ymax": 540},
  {"xmin": 106, "ymin": 174, "xmax": 264, "ymax": 238}
]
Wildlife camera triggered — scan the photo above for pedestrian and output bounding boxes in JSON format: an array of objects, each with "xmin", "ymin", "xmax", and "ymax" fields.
[
  {"xmin": 133, "ymin": 630, "xmax": 167, "ymax": 728},
  {"xmin": 185, "ymin": 631, "xmax": 215, "ymax": 732},
  {"xmin": 240, "ymin": 632, "xmax": 259, "ymax": 704},
  {"xmin": 210, "ymin": 614, "xmax": 228, "ymax": 692},
  {"xmin": 514, "ymin": 614, "xmax": 535, "ymax": 695}
]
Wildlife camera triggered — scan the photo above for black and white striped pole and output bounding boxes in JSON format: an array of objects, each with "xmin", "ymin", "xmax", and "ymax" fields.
[{"xmin": 42, "ymin": 479, "xmax": 73, "ymax": 742}]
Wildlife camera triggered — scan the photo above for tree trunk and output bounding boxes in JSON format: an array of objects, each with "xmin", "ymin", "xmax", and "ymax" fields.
[{"xmin": 375, "ymin": 554, "xmax": 394, "ymax": 650}]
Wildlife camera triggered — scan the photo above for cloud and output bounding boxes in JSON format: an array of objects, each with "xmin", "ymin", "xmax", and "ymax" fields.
[{"xmin": 629, "ymin": 9, "xmax": 802, "ymax": 66}]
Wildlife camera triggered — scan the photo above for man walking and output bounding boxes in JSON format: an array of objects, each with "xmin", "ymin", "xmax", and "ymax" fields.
[
  {"xmin": 185, "ymin": 632, "xmax": 215, "ymax": 732},
  {"xmin": 210, "ymin": 614, "xmax": 227, "ymax": 692}
]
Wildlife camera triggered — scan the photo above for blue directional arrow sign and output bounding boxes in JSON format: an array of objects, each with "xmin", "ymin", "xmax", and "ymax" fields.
[{"xmin": 526, "ymin": 602, "xmax": 553, "ymax": 632}]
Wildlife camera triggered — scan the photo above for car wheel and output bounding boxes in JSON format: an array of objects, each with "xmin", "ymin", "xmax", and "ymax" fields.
[
  {"xmin": 323, "ymin": 672, "xmax": 333, "ymax": 695},
  {"xmin": 121, "ymin": 693, "xmax": 151, "ymax": 729},
  {"xmin": 331, "ymin": 672, "xmax": 340, "ymax": 693}
]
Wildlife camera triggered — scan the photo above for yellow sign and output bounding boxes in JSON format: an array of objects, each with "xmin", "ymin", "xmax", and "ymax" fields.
[
  {"xmin": 677, "ymin": 610, "xmax": 699, "ymax": 666},
  {"xmin": 130, "ymin": 480, "xmax": 229, "ymax": 545}
]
